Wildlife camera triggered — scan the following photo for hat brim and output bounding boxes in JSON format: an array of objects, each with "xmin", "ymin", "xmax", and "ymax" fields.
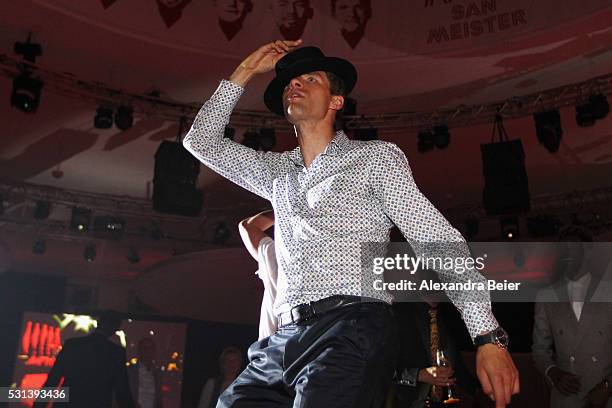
[{"xmin": 264, "ymin": 57, "xmax": 357, "ymax": 116}]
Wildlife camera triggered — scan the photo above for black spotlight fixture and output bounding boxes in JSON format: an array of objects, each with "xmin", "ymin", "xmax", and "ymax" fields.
[
  {"xmin": 94, "ymin": 105, "xmax": 114, "ymax": 129},
  {"xmin": 259, "ymin": 128, "xmax": 276, "ymax": 151},
  {"xmin": 34, "ymin": 200, "xmax": 51, "ymax": 220},
  {"xmin": 417, "ymin": 130, "xmax": 434, "ymax": 153},
  {"xmin": 575, "ymin": 101, "xmax": 595, "ymax": 127},
  {"xmin": 533, "ymin": 109, "xmax": 562, "ymax": 153},
  {"xmin": 213, "ymin": 222, "xmax": 230, "ymax": 245},
  {"xmin": 242, "ymin": 130, "xmax": 260, "ymax": 150},
  {"xmin": 14, "ymin": 34, "xmax": 42, "ymax": 63},
  {"xmin": 71, "ymin": 207, "xmax": 92, "ymax": 232},
  {"xmin": 93, "ymin": 216, "xmax": 125, "ymax": 239},
  {"xmin": 353, "ymin": 127, "xmax": 378, "ymax": 141},
  {"xmin": 433, "ymin": 125, "xmax": 450, "ymax": 149},
  {"xmin": 589, "ymin": 93, "xmax": 609, "ymax": 120},
  {"xmin": 115, "ymin": 105, "xmax": 134, "ymax": 130},
  {"xmin": 32, "ymin": 239, "xmax": 46, "ymax": 255},
  {"xmin": 223, "ymin": 126, "xmax": 235, "ymax": 140},
  {"xmin": 11, "ymin": 72, "xmax": 43, "ymax": 113},
  {"xmin": 84, "ymin": 243, "xmax": 96, "ymax": 262},
  {"xmin": 500, "ymin": 216, "xmax": 519, "ymax": 241}
]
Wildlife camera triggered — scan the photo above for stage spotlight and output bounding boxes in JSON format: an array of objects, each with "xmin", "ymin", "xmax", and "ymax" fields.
[
  {"xmin": 500, "ymin": 216, "xmax": 519, "ymax": 241},
  {"xmin": 575, "ymin": 101, "xmax": 595, "ymax": 127},
  {"xmin": 11, "ymin": 72, "xmax": 43, "ymax": 113},
  {"xmin": 32, "ymin": 239, "xmax": 46, "ymax": 255},
  {"xmin": 533, "ymin": 110, "xmax": 562, "ymax": 153},
  {"xmin": 213, "ymin": 222, "xmax": 230, "ymax": 245},
  {"xmin": 433, "ymin": 125, "xmax": 450, "ymax": 149},
  {"xmin": 71, "ymin": 207, "xmax": 92, "ymax": 232},
  {"xmin": 115, "ymin": 105, "xmax": 134, "ymax": 130},
  {"xmin": 94, "ymin": 216, "xmax": 125, "ymax": 239},
  {"xmin": 127, "ymin": 247, "xmax": 141, "ymax": 264},
  {"xmin": 94, "ymin": 105, "xmax": 114, "ymax": 129},
  {"xmin": 353, "ymin": 128, "xmax": 378, "ymax": 141},
  {"xmin": 589, "ymin": 93, "xmax": 609, "ymax": 120},
  {"xmin": 259, "ymin": 128, "xmax": 276, "ymax": 151},
  {"xmin": 224, "ymin": 126, "xmax": 235, "ymax": 140},
  {"xmin": 34, "ymin": 200, "xmax": 51, "ymax": 220},
  {"xmin": 242, "ymin": 130, "xmax": 260, "ymax": 150},
  {"xmin": 417, "ymin": 130, "xmax": 434, "ymax": 153},
  {"xmin": 84, "ymin": 244, "xmax": 96, "ymax": 262}
]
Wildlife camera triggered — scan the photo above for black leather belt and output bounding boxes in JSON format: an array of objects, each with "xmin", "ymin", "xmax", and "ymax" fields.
[{"xmin": 277, "ymin": 295, "xmax": 382, "ymax": 327}]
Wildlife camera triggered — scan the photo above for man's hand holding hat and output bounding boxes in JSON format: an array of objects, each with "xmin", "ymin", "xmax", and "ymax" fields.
[{"xmin": 229, "ymin": 39, "xmax": 303, "ymax": 88}]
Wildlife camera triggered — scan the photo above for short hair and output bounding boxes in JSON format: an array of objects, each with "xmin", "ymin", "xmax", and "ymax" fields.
[
  {"xmin": 331, "ymin": 0, "xmax": 372, "ymax": 18},
  {"xmin": 325, "ymin": 71, "xmax": 346, "ymax": 97},
  {"xmin": 96, "ymin": 310, "xmax": 122, "ymax": 334}
]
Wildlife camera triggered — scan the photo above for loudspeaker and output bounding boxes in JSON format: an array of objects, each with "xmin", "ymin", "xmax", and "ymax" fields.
[
  {"xmin": 153, "ymin": 141, "xmax": 203, "ymax": 216},
  {"xmin": 481, "ymin": 139, "xmax": 530, "ymax": 215}
]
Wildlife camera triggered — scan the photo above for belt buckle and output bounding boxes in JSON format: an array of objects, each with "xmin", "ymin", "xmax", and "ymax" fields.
[{"xmin": 290, "ymin": 302, "xmax": 315, "ymax": 324}]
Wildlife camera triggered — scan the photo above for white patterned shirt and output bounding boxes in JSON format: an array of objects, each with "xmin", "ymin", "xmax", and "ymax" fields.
[{"xmin": 183, "ymin": 80, "xmax": 499, "ymax": 340}]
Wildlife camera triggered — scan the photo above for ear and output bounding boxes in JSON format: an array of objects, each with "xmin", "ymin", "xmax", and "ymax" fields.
[{"xmin": 330, "ymin": 95, "xmax": 344, "ymax": 111}]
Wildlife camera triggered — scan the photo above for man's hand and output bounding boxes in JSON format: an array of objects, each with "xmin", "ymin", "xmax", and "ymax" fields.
[
  {"xmin": 584, "ymin": 380, "xmax": 610, "ymax": 408},
  {"xmin": 229, "ymin": 39, "xmax": 303, "ymax": 87},
  {"xmin": 476, "ymin": 344, "xmax": 520, "ymax": 408},
  {"xmin": 547, "ymin": 366, "xmax": 581, "ymax": 396},
  {"xmin": 417, "ymin": 366, "xmax": 456, "ymax": 387}
]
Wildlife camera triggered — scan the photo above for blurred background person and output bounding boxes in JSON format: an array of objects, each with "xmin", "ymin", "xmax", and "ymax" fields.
[
  {"xmin": 197, "ymin": 346, "xmax": 243, "ymax": 408},
  {"xmin": 34, "ymin": 311, "xmax": 134, "ymax": 408},
  {"xmin": 238, "ymin": 210, "xmax": 277, "ymax": 340},
  {"xmin": 532, "ymin": 226, "xmax": 612, "ymax": 408},
  {"xmin": 128, "ymin": 338, "xmax": 163, "ymax": 408}
]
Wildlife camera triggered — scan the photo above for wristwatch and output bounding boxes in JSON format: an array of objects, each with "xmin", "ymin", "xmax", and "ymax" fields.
[{"xmin": 474, "ymin": 326, "xmax": 509, "ymax": 349}]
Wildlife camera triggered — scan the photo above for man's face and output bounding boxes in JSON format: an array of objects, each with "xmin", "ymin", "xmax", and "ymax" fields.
[
  {"xmin": 270, "ymin": 0, "xmax": 311, "ymax": 30},
  {"xmin": 137, "ymin": 339, "xmax": 156, "ymax": 363},
  {"xmin": 221, "ymin": 352, "xmax": 242, "ymax": 377},
  {"xmin": 214, "ymin": 0, "xmax": 248, "ymax": 23},
  {"xmin": 282, "ymin": 71, "xmax": 340, "ymax": 123},
  {"xmin": 333, "ymin": 0, "xmax": 369, "ymax": 33}
]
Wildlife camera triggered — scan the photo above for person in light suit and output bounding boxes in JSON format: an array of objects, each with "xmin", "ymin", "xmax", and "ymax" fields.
[{"xmin": 532, "ymin": 226, "xmax": 611, "ymax": 408}]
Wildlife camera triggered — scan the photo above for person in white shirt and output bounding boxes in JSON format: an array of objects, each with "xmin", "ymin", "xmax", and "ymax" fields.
[
  {"xmin": 532, "ymin": 226, "xmax": 611, "ymax": 408},
  {"xmin": 238, "ymin": 210, "xmax": 278, "ymax": 340},
  {"xmin": 198, "ymin": 347, "xmax": 243, "ymax": 408},
  {"xmin": 127, "ymin": 338, "xmax": 163, "ymax": 408}
]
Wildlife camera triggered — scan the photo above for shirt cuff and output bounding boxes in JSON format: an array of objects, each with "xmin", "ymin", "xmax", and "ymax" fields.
[{"xmin": 399, "ymin": 368, "xmax": 420, "ymax": 387}]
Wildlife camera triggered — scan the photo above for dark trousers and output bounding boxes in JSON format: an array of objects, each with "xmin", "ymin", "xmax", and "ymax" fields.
[{"xmin": 217, "ymin": 301, "xmax": 399, "ymax": 408}]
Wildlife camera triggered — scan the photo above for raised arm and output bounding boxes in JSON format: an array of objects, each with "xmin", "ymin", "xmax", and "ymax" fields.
[
  {"xmin": 182, "ymin": 40, "xmax": 302, "ymax": 201},
  {"xmin": 369, "ymin": 142, "xmax": 519, "ymax": 407},
  {"xmin": 239, "ymin": 210, "xmax": 275, "ymax": 260}
]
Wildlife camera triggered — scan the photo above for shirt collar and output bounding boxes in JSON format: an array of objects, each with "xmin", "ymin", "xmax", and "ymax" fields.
[
  {"xmin": 566, "ymin": 272, "xmax": 591, "ymax": 287},
  {"xmin": 288, "ymin": 130, "xmax": 350, "ymax": 167}
]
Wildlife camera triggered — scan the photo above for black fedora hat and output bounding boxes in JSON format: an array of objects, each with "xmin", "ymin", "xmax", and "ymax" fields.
[{"xmin": 264, "ymin": 46, "xmax": 357, "ymax": 116}]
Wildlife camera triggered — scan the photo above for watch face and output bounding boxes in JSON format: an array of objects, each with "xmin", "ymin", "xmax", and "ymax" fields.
[{"xmin": 495, "ymin": 328, "xmax": 509, "ymax": 348}]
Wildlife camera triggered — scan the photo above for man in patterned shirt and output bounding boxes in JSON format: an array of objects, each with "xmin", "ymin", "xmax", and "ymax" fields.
[{"xmin": 183, "ymin": 39, "xmax": 519, "ymax": 408}]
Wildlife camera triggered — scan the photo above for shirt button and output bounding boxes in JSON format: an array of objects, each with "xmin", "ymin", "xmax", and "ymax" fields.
[
  {"xmin": 569, "ymin": 356, "xmax": 575, "ymax": 363},
  {"xmin": 592, "ymin": 356, "xmax": 598, "ymax": 362}
]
